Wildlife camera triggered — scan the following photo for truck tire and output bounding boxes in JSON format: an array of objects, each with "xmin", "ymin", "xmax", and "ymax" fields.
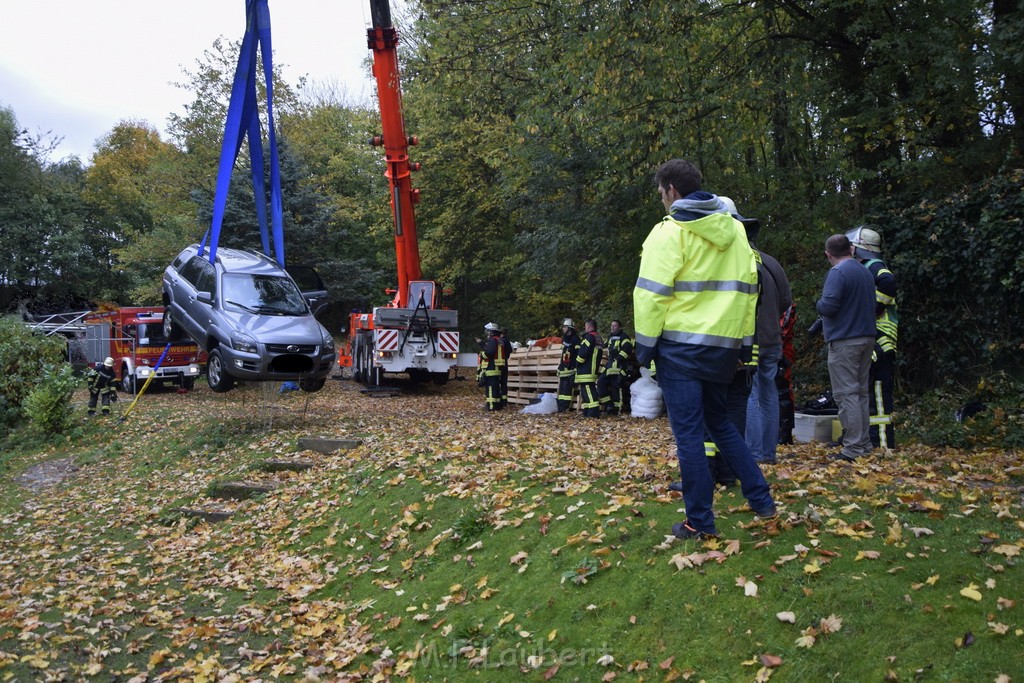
[
  {"xmin": 351, "ymin": 337, "xmax": 365, "ymax": 383},
  {"xmin": 121, "ymin": 366, "xmax": 137, "ymax": 394},
  {"xmin": 299, "ymin": 376, "xmax": 327, "ymax": 392},
  {"xmin": 206, "ymin": 349, "xmax": 235, "ymax": 393}
]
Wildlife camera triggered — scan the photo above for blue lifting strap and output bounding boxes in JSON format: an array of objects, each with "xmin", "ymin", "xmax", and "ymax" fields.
[{"xmin": 199, "ymin": 0, "xmax": 285, "ymax": 267}]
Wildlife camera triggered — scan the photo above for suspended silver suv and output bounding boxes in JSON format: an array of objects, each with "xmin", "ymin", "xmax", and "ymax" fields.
[{"xmin": 161, "ymin": 244, "xmax": 335, "ymax": 392}]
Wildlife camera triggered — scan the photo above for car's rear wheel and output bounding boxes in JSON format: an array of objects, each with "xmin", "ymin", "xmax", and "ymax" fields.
[
  {"xmin": 163, "ymin": 309, "xmax": 183, "ymax": 342},
  {"xmin": 299, "ymin": 376, "xmax": 327, "ymax": 392},
  {"xmin": 206, "ymin": 349, "xmax": 235, "ymax": 393}
]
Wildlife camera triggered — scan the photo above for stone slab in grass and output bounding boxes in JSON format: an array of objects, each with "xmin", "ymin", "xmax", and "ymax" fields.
[
  {"xmin": 172, "ymin": 508, "xmax": 233, "ymax": 523},
  {"xmin": 261, "ymin": 459, "xmax": 316, "ymax": 473},
  {"xmin": 207, "ymin": 481, "xmax": 277, "ymax": 500},
  {"xmin": 297, "ymin": 437, "xmax": 364, "ymax": 454}
]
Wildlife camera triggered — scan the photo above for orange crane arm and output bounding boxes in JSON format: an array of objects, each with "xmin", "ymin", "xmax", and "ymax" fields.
[{"xmin": 368, "ymin": 0, "xmax": 421, "ymax": 309}]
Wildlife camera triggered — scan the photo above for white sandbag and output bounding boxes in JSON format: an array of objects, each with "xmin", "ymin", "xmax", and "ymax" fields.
[
  {"xmin": 521, "ymin": 392, "xmax": 559, "ymax": 415},
  {"xmin": 630, "ymin": 374, "xmax": 663, "ymax": 418}
]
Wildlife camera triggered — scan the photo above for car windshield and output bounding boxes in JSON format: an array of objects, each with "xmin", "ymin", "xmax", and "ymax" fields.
[{"xmin": 222, "ymin": 274, "xmax": 308, "ymax": 316}]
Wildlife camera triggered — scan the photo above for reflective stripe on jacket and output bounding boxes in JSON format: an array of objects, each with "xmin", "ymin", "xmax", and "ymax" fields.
[
  {"xmin": 863, "ymin": 258, "xmax": 898, "ymax": 353},
  {"xmin": 633, "ymin": 212, "xmax": 758, "ymax": 383},
  {"xmin": 604, "ymin": 333, "xmax": 634, "ymax": 375},
  {"xmin": 574, "ymin": 332, "xmax": 603, "ymax": 383}
]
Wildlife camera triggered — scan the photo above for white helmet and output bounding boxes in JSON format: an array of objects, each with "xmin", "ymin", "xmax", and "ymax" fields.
[
  {"xmin": 484, "ymin": 322, "xmax": 500, "ymax": 332},
  {"xmin": 846, "ymin": 225, "xmax": 882, "ymax": 259},
  {"xmin": 103, "ymin": 357, "xmax": 114, "ymax": 367},
  {"xmin": 718, "ymin": 195, "xmax": 760, "ymax": 242},
  {"xmin": 561, "ymin": 318, "xmax": 575, "ymax": 329}
]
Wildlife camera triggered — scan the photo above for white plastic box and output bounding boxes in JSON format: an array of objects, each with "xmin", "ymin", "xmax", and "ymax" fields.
[{"xmin": 793, "ymin": 412, "xmax": 839, "ymax": 443}]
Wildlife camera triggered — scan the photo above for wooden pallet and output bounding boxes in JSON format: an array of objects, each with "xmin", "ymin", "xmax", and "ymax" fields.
[{"xmin": 507, "ymin": 343, "xmax": 565, "ymax": 406}]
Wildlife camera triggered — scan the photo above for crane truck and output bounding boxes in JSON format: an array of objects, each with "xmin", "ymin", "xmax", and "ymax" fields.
[{"xmin": 339, "ymin": 0, "xmax": 459, "ymax": 386}]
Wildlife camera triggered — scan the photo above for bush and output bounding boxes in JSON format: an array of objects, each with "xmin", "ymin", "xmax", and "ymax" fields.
[
  {"xmin": 873, "ymin": 167, "xmax": 1024, "ymax": 389},
  {"xmin": 0, "ymin": 315, "xmax": 70, "ymax": 433},
  {"xmin": 22, "ymin": 362, "xmax": 79, "ymax": 435},
  {"xmin": 899, "ymin": 372, "xmax": 1024, "ymax": 449}
]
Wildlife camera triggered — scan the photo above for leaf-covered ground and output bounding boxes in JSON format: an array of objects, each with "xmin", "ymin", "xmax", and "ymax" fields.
[{"xmin": 1, "ymin": 378, "xmax": 1021, "ymax": 682}]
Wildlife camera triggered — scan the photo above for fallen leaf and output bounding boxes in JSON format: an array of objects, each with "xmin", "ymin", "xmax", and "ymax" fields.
[
  {"xmin": 776, "ymin": 611, "xmax": 796, "ymax": 623},
  {"xmin": 959, "ymin": 584, "xmax": 983, "ymax": 601},
  {"xmin": 760, "ymin": 654, "xmax": 783, "ymax": 668}
]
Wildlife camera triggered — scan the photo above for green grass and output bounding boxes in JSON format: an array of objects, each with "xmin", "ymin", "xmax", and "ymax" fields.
[{"xmin": 0, "ymin": 381, "xmax": 1021, "ymax": 681}]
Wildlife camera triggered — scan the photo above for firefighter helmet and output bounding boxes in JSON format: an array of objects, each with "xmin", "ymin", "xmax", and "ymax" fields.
[
  {"xmin": 103, "ymin": 357, "xmax": 114, "ymax": 367},
  {"xmin": 847, "ymin": 225, "xmax": 882, "ymax": 259},
  {"xmin": 561, "ymin": 318, "xmax": 575, "ymax": 329},
  {"xmin": 484, "ymin": 322, "xmax": 500, "ymax": 332},
  {"xmin": 718, "ymin": 196, "xmax": 760, "ymax": 243}
]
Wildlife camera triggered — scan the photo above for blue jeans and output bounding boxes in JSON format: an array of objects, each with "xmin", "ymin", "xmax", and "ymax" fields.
[
  {"xmin": 657, "ymin": 357, "xmax": 776, "ymax": 534},
  {"xmin": 745, "ymin": 344, "xmax": 782, "ymax": 460}
]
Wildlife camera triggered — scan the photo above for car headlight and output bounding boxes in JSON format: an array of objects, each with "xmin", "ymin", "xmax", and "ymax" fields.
[
  {"xmin": 322, "ymin": 329, "xmax": 335, "ymax": 352},
  {"xmin": 230, "ymin": 331, "xmax": 258, "ymax": 353}
]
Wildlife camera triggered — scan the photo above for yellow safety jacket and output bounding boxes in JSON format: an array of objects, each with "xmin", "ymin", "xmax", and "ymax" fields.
[{"xmin": 633, "ymin": 212, "xmax": 758, "ymax": 383}]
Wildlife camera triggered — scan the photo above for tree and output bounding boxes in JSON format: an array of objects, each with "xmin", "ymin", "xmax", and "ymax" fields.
[{"xmin": 83, "ymin": 121, "xmax": 195, "ymax": 303}]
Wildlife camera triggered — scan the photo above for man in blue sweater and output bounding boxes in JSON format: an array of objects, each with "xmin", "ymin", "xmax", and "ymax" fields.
[{"xmin": 816, "ymin": 233, "xmax": 877, "ymax": 462}]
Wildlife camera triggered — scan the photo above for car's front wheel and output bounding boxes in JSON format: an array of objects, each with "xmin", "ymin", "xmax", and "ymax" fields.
[
  {"xmin": 299, "ymin": 376, "xmax": 327, "ymax": 392},
  {"xmin": 206, "ymin": 349, "xmax": 235, "ymax": 393}
]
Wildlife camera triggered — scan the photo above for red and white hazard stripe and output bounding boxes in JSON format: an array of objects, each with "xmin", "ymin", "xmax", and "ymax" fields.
[
  {"xmin": 437, "ymin": 331, "xmax": 460, "ymax": 354},
  {"xmin": 375, "ymin": 329, "xmax": 400, "ymax": 351}
]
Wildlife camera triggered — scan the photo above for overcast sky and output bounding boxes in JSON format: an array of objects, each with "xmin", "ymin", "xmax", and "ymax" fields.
[{"xmin": 0, "ymin": 0, "xmax": 377, "ymax": 163}]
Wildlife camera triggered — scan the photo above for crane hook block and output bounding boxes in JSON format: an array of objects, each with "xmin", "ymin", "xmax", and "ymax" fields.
[
  {"xmin": 407, "ymin": 135, "xmax": 419, "ymax": 146},
  {"xmin": 411, "ymin": 188, "xmax": 422, "ymax": 204},
  {"xmin": 370, "ymin": 135, "xmax": 385, "ymax": 146},
  {"xmin": 410, "ymin": 162, "xmax": 422, "ymax": 171}
]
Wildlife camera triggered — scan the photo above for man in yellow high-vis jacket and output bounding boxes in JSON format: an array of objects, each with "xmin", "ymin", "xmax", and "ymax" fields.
[{"xmin": 633, "ymin": 159, "xmax": 777, "ymax": 539}]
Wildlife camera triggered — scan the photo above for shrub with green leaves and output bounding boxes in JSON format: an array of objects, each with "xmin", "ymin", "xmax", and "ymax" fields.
[
  {"xmin": 22, "ymin": 362, "xmax": 78, "ymax": 435},
  {"xmin": 0, "ymin": 315, "xmax": 70, "ymax": 433},
  {"xmin": 874, "ymin": 168, "xmax": 1024, "ymax": 389}
]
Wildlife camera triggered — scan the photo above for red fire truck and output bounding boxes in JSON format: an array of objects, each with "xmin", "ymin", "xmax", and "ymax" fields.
[{"xmin": 84, "ymin": 307, "xmax": 206, "ymax": 393}]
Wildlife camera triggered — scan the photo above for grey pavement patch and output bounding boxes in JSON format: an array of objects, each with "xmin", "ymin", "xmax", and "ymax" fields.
[{"xmin": 15, "ymin": 457, "xmax": 79, "ymax": 492}]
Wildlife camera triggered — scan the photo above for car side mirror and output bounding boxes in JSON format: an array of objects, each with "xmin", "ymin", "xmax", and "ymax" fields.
[{"xmin": 197, "ymin": 291, "xmax": 213, "ymax": 305}]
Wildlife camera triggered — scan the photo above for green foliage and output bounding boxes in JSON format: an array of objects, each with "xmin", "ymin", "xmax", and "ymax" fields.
[
  {"xmin": 0, "ymin": 316, "xmax": 68, "ymax": 433},
  {"xmin": 22, "ymin": 362, "xmax": 78, "ymax": 435},
  {"xmin": 899, "ymin": 372, "xmax": 1024, "ymax": 449},
  {"xmin": 879, "ymin": 168, "xmax": 1024, "ymax": 389}
]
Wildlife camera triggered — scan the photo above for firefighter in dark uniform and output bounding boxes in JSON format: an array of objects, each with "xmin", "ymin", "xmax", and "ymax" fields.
[
  {"xmin": 556, "ymin": 318, "xmax": 580, "ymax": 412},
  {"xmin": 87, "ymin": 356, "xmax": 117, "ymax": 416},
  {"xmin": 574, "ymin": 319, "xmax": 603, "ymax": 418},
  {"xmin": 598, "ymin": 319, "xmax": 634, "ymax": 415},
  {"xmin": 847, "ymin": 226, "xmax": 897, "ymax": 450},
  {"xmin": 478, "ymin": 323, "xmax": 504, "ymax": 411}
]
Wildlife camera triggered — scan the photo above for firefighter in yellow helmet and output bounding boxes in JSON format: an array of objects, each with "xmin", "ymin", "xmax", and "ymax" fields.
[{"xmin": 846, "ymin": 225, "xmax": 897, "ymax": 450}]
